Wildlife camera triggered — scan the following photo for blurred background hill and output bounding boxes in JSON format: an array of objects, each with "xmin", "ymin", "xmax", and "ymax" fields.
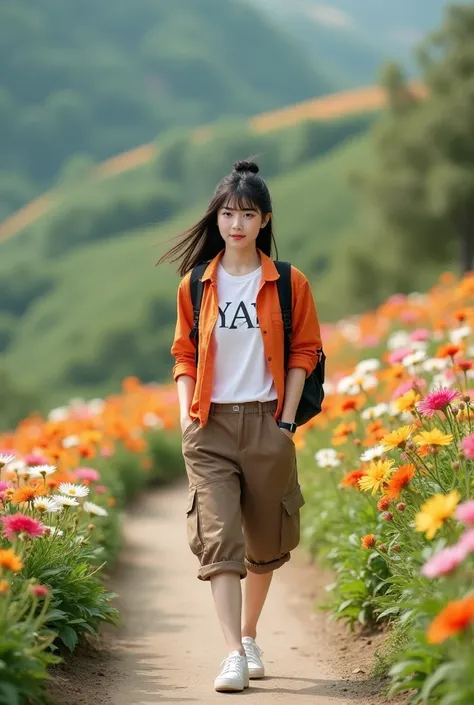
[{"xmin": 1, "ymin": 0, "xmax": 472, "ymax": 427}]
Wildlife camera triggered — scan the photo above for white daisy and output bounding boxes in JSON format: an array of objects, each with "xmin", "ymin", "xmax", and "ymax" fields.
[
  {"xmin": 8, "ymin": 460, "xmax": 29, "ymax": 476},
  {"xmin": 355, "ymin": 358, "xmax": 381, "ymax": 375},
  {"xmin": 431, "ymin": 373, "xmax": 454, "ymax": 390},
  {"xmin": 42, "ymin": 525, "xmax": 64, "ymax": 537},
  {"xmin": 402, "ymin": 350, "xmax": 427, "ymax": 368},
  {"xmin": 360, "ymin": 445, "xmax": 386, "ymax": 462},
  {"xmin": 337, "ymin": 321, "xmax": 361, "ymax": 343},
  {"xmin": 47, "ymin": 406, "xmax": 69, "ymax": 422},
  {"xmin": 387, "ymin": 331, "xmax": 410, "ymax": 350},
  {"xmin": 83, "ymin": 501, "xmax": 108, "ymax": 517},
  {"xmin": 58, "ymin": 482, "xmax": 90, "ymax": 498},
  {"xmin": 315, "ymin": 448, "xmax": 340, "ymax": 468},
  {"xmin": 33, "ymin": 496, "xmax": 63, "ymax": 513},
  {"xmin": 361, "ymin": 403, "xmax": 388, "ymax": 421},
  {"xmin": 0, "ymin": 453, "xmax": 16, "ymax": 467},
  {"xmin": 87, "ymin": 398, "xmax": 105, "ymax": 416},
  {"xmin": 52, "ymin": 495, "xmax": 80, "ymax": 507},
  {"xmin": 337, "ymin": 375, "xmax": 357, "ymax": 395},
  {"xmin": 28, "ymin": 464, "xmax": 57, "ymax": 478},
  {"xmin": 449, "ymin": 325, "xmax": 471, "ymax": 344},
  {"xmin": 422, "ymin": 357, "xmax": 449, "ymax": 373},
  {"xmin": 62, "ymin": 435, "xmax": 80, "ymax": 449}
]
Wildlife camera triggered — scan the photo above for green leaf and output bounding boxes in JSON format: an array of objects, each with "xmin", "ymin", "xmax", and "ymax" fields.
[
  {"xmin": 0, "ymin": 682, "xmax": 20, "ymax": 705},
  {"xmin": 421, "ymin": 663, "xmax": 461, "ymax": 701},
  {"xmin": 58, "ymin": 625, "xmax": 78, "ymax": 653}
]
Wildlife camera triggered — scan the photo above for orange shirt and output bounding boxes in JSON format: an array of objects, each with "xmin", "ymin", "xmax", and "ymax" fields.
[{"xmin": 171, "ymin": 249, "xmax": 322, "ymax": 426}]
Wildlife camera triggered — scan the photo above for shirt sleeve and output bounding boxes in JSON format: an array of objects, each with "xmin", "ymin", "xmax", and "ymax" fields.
[
  {"xmin": 288, "ymin": 274, "xmax": 322, "ymax": 377},
  {"xmin": 171, "ymin": 274, "xmax": 198, "ymax": 381}
]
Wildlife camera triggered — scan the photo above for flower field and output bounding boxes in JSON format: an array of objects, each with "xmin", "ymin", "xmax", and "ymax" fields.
[
  {"xmin": 1, "ymin": 272, "xmax": 473, "ymax": 705},
  {"xmin": 0, "ymin": 378, "xmax": 183, "ymax": 704},
  {"xmin": 295, "ymin": 271, "xmax": 474, "ymax": 704}
]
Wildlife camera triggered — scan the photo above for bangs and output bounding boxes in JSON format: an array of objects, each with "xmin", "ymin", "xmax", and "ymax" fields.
[{"xmin": 221, "ymin": 183, "xmax": 261, "ymax": 212}]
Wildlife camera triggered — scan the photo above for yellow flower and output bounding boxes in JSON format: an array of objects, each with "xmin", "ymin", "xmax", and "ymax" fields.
[
  {"xmin": 413, "ymin": 429, "xmax": 453, "ymax": 447},
  {"xmin": 358, "ymin": 458, "xmax": 396, "ymax": 496},
  {"xmin": 415, "ymin": 490, "xmax": 461, "ymax": 539},
  {"xmin": 382, "ymin": 425, "xmax": 416, "ymax": 450},
  {"xmin": 394, "ymin": 390, "xmax": 421, "ymax": 413}
]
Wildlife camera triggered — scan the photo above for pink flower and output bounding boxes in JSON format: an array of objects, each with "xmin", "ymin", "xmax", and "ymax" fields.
[
  {"xmin": 400, "ymin": 310, "xmax": 416, "ymax": 323},
  {"xmin": 410, "ymin": 328, "xmax": 430, "ymax": 342},
  {"xmin": 387, "ymin": 294, "xmax": 407, "ymax": 305},
  {"xmin": 74, "ymin": 467, "xmax": 100, "ymax": 483},
  {"xmin": 456, "ymin": 500, "xmax": 474, "ymax": 525},
  {"xmin": 94, "ymin": 485, "xmax": 107, "ymax": 494},
  {"xmin": 393, "ymin": 377, "xmax": 427, "ymax": 399},
  {"xmin": 1, "ymin": 513, "xmax": 45, "ymax": 541},
  {"xmin": 389, "ymin": 348, "xmax": 412, "ymax": 365},
  {"xmin": 24, "ymin": 453, "xmax": 49, "ymax": 466},
  {"xmin": 461, "ymin": 433, "xmax": 474, "ymax": 460},
  {"xmin": 30, "ymin": 584, "xmax": 49, "ymax": 598},
  {"xmin": 100, "ymin": 447, "xmax": 113, "ymax": 458},
  {"xmin": 421, "ymin": 545, "xmax": 467, "ymax": 579},
  {"xmin": 416, "ymin": 387, "xmax": 461, "ymax": 418},
  {"xmin": 458, "ymin": 529, "xmax": 474, "ymax": 553}
]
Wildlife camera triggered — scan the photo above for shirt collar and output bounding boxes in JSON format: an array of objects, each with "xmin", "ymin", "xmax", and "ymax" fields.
[{"xmin": 201, "ymin": 248, "xmax": 279, "ymax": 282}]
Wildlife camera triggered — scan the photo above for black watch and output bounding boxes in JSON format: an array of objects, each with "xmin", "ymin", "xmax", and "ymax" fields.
[{"xmin": 278, "ymin": 420, "xmax": 297, "ymax": 434}]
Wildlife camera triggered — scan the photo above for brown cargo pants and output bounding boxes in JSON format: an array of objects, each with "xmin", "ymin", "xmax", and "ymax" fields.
[{"xmin": 182, "ymin": 400, "xmax": 305, "ymax": 581}]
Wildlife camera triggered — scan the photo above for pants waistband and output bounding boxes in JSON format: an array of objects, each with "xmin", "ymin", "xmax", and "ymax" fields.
[{"xmin": 209, "ymin": 400, "xmax": 278, "ymax": 415}]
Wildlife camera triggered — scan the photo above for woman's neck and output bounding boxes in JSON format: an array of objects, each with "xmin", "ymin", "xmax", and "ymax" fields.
[{"xmin": 221, "ymin": 246, "xmax": 261, "ymax": 276}]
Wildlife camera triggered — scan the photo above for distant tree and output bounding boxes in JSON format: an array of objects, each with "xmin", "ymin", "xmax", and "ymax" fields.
[{"xmin": 362, "ymin": 4, "xmax": 474, "ymax": 274}]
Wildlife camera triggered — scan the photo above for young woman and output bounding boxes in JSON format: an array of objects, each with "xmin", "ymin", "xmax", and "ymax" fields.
[{"xmin": 160, "ymin": 160, "xmax": 322, "ymax": 693}]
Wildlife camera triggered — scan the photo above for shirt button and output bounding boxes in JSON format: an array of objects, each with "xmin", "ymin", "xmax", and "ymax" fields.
[
  {"xmin": 232, "ymin": 405, "xmax": 240, "ymax": 412},
  {"xmin": 263, "ymin": 330, "xmax": 267, "ymax": 334},
  {"xmin": 267, "ymin": 356, "xmax": 272, "ymax": 362}
]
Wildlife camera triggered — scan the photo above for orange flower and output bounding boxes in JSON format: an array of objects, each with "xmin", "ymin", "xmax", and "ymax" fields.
[
  {"xmin": 332, "ymin": 422, "xmax": 356, "ymax": 446},
  {"xmin": 0, "ymin": 549, "xmax": 23, "ymax": 572},
  {"xmin": 361, "ymin": 534, "xmax": 376, "ymax": 549},
  {"xmin": 384, "ymin": 464, "xmax": 416, "ymax": 500},
  {"xmin": 341, "ymin": 398, "xmax": 360, "ymax": 413},
  {"xmin": 11, "ymin": 486, "xmax": 41, "ymax": 505},
  {"xmin": 427, "ymin": 596, "xmax": 474, "ymax": 644},
  {"xmin": 0, "ymin": 579, "xmax": 9, "ymax": 594},
  {"xmin": 341, "ymin": 469, "xmax": 366, "ymax": 488},
  {"xmin": 436, "ymin": 343, "xmax": 463, "ymax": 359}
]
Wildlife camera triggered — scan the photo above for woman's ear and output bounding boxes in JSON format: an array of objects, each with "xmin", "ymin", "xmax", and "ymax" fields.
[{"xmin": 261, "ymin": 213, "xmax": 272, "ymax": 229}]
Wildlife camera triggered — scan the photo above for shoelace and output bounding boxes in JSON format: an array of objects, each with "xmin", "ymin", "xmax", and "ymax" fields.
[
  {"xmin": 220, "ymin": 653, "xmax": 245, "ymax": 675},
  {"xmin": 245, "ymin": 642, "xmax": 264, "ymax": 660}
]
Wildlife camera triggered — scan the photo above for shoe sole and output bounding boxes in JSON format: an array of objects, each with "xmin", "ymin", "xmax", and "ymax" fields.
[
  {"xmin": 249, "ymin": 668, "xmax": 265, "ymax": 679},
  {"xmin": 215, "ymin": 678, "xmax": 250, "ymax": 692}
]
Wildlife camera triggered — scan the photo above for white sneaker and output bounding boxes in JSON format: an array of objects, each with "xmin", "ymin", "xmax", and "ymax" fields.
[
  {"xmin": 242, "ymin": 636, "xmax": 265, "ymax": 678},
  {"xmin": 214, "ymin": 651, "xmax": 250, "ymax": 692}
]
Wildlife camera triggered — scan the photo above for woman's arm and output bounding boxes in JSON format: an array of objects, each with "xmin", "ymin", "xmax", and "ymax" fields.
[
  {"xmin": 177, "ymin": 375, "xmax": 196, "ymax": 431},
  {"xmin": 170, "ymin": 274, "xmax": 198, "ymax": 430}
]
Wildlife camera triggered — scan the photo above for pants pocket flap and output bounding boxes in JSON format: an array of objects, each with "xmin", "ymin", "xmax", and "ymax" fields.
[
  {"xmin": 186, "ymin": 487, "xmax": 197, "ymax": 515},
  {"xmin": 282, "ymin": 484, "xmax": 305, "ymax": 515}
]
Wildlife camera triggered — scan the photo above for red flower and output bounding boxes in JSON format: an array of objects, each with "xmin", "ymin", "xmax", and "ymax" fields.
[{"xmin": 1, "ymin": 513, "xmax": 45, "ymax": 541}]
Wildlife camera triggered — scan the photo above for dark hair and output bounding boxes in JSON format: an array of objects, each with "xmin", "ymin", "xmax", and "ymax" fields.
[{"xmin": 157, "ymin": 159, "xmax": 277, "ymax": 276}]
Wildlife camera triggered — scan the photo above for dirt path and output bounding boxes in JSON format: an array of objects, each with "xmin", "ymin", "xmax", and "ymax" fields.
[{"xmin": 48, "ymin": 479, "xmax": 399, "ymax": 705}]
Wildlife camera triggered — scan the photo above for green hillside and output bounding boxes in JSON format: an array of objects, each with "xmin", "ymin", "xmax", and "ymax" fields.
[
  {"xmin": 0, "ymin": 135, "xmax": 370, "ymax": 411},
  {"xmin": 0, "ymin": 0, "xmax": 332, "ymax": 219}
]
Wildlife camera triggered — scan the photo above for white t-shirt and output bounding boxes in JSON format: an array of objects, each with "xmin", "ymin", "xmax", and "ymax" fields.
[{"xmin": 211, "ymin": 263, "xmax": 277, "ymax": 404}]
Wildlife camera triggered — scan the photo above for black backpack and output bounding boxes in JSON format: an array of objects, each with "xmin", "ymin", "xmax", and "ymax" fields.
[{"xmin": 189, "ymin": 260, "xmax": 325, "ymax": 426}]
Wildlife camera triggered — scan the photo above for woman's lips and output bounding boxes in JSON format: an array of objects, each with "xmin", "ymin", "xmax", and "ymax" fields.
[{"xmin": 231, "ymin": 234, "xmax": 245, "ymax": 240}]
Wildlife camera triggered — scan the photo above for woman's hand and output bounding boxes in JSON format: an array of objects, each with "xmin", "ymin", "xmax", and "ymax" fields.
[
  {"xmin": 181, "ymin": 415, "xmax": 194, "ymax": 434},
  {"xmin": 279, "ymin": 427, "xmax": 295, "ymax": 441}
]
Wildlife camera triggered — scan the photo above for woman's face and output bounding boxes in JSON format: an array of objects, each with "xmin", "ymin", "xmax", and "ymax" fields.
[{"xmin": 217, "ymin": 200, "xmax": 271, "ymax": 250}]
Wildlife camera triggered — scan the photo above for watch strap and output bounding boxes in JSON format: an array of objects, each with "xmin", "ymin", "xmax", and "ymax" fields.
[{"xmin": 278, "ymin": 420, "xmax": 297, "ymax": 434}]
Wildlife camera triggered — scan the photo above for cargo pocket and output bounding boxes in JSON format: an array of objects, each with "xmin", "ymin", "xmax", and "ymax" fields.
[
  {"xmin": 280, "ymin": 484, "xmax": 305, "ymax": 555},
  {"xmin": 186, "ymin": 487, "xmax": 204, "ymax": 556}
]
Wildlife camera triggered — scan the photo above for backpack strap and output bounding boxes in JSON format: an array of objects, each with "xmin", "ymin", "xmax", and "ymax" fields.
[
  {"xmin": 189, "ymin": 262, "xmax": 209, "ymax": 365},
  {"xmin": 274, "ymin": 261, "xmax": 292, "ymax": 371}
]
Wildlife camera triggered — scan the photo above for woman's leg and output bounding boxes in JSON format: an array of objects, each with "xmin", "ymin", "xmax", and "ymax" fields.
[
  {"xmin": 210, "ymin": 572, "xmax": 245, "ymax": 655},
  {"xmin": 241, "ymin": 570, "xmax": 273, "ymax": 639}
]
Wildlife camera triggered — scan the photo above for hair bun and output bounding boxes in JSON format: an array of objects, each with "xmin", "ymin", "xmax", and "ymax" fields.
[{"xmin": 232, "ymin": 160, "xmax": 259, "ymax": 174}]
